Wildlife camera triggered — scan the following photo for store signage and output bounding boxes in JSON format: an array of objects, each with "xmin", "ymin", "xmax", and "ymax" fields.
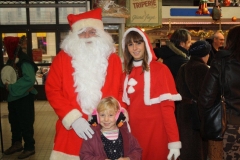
[
  {"xmin": 170, "ymin": 8, "xmax": 213, "ymax": 16},
  {"xmin": 126, "ymin": 0, "xmax": 162, "ymax": 27}
]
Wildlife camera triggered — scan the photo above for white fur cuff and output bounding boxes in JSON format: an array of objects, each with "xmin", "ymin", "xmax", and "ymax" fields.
[
  {"xmin": 168, "ymin": 141, "xmax": 182, "ymax": 149},
  {"xmin": 50, "ymin": 150, "xmax": 79, "ymax": 160},
  {"xmin": 72, "ymin": 19, "xmax": 103, "ymax": 32},
  {"xmin": 62, "ymin": 109, "xmax": 82, "ymax": 130}
]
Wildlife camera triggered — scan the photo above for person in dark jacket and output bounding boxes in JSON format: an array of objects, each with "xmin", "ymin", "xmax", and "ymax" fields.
[
  {"xmin": 199, "ymin": 25, "xmax": 240, "ymax": 160},
  {"xmin": 154, "ymin": 28, "xmax": 191, "ymax": 80},
  {"xmin": 176, "ymin": 40, "xmax": 211, "ymax": 160},
  {"xmin": 80, "ymin": 96, "xmax": 142, "ymax": 160},
  {"xmin": 0, "ymin": 36, "xmax": 38, "ymax": 159},
  {"xmin": 206, "ymin": 31, "xmax": 225, "ymax": 66}
]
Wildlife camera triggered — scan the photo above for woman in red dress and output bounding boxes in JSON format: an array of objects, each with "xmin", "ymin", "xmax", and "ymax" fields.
[{"xmin": 120, "ymin": 27, "xmax": 182, "ymax": 160}]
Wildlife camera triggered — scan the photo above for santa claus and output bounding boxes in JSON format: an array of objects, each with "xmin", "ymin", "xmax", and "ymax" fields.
[{"xmin": 45, "ymin": 8, "xmax": 123, "ymax": 160}]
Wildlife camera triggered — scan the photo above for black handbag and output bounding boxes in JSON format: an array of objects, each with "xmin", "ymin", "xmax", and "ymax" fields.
[{"xmin": 201, "ymin": 58, "xmax": 227, "ymax": 140}]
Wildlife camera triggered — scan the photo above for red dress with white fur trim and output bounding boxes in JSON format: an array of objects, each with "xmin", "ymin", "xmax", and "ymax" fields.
[
  {"xmin": 121, "ymin": 27, "xmax": 181, "ymax": 160},
  {"xmin": 122, "ymin": 61, "xmax": 181, "ymax": 160}
]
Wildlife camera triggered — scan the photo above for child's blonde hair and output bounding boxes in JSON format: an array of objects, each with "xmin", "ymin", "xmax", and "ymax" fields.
[{"xmin": 97, "ymin": 96, "xmax": 120, "ymax": 114}]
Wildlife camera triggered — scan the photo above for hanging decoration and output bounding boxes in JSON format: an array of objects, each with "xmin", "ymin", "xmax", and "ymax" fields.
[
  {"xmin": 223, "ymin": 0, "xmax": 231, "ymax": 6},
  {"xmin": 196, "ymin": 0, "xmax": 210, "ymax": 15},
  {"xmin": 97, "ymin": 0, "xmax": 130, "ymax": 18},
  {"xmin": 189, "ymin": 30, "xmax": 214, "ymax": 39},
  {"xmin": 189, "ymin": 29, "xmax": 229, "ymax": 39},
  {"xmin": 233, "ymin": 0, "xmax": 240, "ymax": 6},
  {"xmin": 147, "ymin": 29, "xmax": 229, "ymax": 40}
]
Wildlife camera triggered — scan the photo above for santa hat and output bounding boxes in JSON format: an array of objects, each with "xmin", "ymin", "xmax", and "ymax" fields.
[
  {"xmin": 3, "ymin": 37, "xmax": 19, "ymax": 60},
  {"xmin": 67, "ymin": 8, "xmax": 104, "ymax": 32},
  {"xmin": 122, "ymin": 28, "xmax": 157, "ymax": 64}
]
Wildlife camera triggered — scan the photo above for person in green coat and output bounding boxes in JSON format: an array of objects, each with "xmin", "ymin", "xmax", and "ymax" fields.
[{"xmin": 0, "ymin": 36, "xmax": 38, "ymax": 159}]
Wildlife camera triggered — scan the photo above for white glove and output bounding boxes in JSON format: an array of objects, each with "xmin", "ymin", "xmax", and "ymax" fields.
[
  {"xmin": 72, "ymin": 117, "xmax": 94, "ymax": 140},
  {"xmin": 167, "ymin": 148, "xmax": 180, "ymax": 160}
]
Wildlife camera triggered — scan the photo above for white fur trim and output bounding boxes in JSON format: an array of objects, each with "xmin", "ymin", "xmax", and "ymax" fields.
[
  {"xmin": 121, "ymin": 107, "xmax": 129, "ymax": 122},
  {"xmin": 143, "ymin": 69, "xmax": 182, "ymax": 105},
  {"xmin": 71, "ymin": 18, "xmax": 104, "ymax": 32},
  {"xmin": 122, "ymin": 28, "xmax": 152, "ymax": 64},
  {"xmin": 50, "ymin": 150, "xmax": 79, "ymax": 160},
  {"xmin": 62, "ymin": 109, "xmax": 82, "ymax": 130},
  {"xmin": 126, "ymin": 122, "xmax": 131, "ymax": 133},
  {"xmin": 168, "ymin": 141, "xmax": 182, "ymax": 149},
  {"xmin": 151, "ymin": 93, "xmax": 182, "ymax": 104},
  {"xmin": 122, "ymin": 75, "xmax": 130, "ymax": 105},
  {"xmin": 144, "ymin": 70, "xmax": 151, "ymax": 105},
  {"xmin": 122, "ymin": 69, "xmax": 182, "ymax": 106},
  {"xmin": 133, "ymin": 60, "xmax": 143, "ymax": 67}
]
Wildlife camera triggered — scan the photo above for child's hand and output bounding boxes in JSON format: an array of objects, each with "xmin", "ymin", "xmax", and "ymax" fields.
[{"xmin": 118, "ymin": 157, "xmax": 130, "ymax": 160}]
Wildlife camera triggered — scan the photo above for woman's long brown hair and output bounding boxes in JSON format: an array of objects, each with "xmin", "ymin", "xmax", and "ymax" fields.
[{"xmin": 225, "ymin": 25, "xmax": 240, "ymax": 61}]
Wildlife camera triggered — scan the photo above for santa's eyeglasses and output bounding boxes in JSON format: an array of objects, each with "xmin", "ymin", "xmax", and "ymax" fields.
[{"xmin": 78, "ymin": 28, "xmax": 97, "ymax": 38}]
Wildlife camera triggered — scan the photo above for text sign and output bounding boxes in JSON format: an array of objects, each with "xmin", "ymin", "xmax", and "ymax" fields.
[{"xmin": 127, "ymin": 0, "xmax": 162, "ymax": 27}]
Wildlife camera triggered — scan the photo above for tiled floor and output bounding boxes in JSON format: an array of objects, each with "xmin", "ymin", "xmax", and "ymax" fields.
[{"xmin": 0, "ymin": 100, "xmax": 57, "ymax": 160}]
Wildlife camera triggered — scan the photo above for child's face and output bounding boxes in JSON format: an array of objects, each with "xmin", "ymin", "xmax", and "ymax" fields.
[{"xmin": 99, "ymin": 109, "xmax": 118, "ymax": 131}]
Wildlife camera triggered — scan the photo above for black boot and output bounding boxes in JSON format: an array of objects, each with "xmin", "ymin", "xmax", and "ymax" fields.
[
  {"xmin": 4, "ymin": 141, "xmax": 23, "ymax": 155},
  {"xmin": 18, "ymin": 150, "xmax": 35, "ymax": 159}
]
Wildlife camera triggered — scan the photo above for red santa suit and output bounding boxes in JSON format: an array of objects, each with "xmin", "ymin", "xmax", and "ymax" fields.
[
  {"xmin": 121, "ymin": 28, "xmax": 182, "ymax": 160},
  {"xmin": 45, "ymin": 8, "xmax": 122, "ymax": 160}
]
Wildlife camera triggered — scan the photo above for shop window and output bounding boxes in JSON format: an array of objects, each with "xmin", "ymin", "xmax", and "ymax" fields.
[
  {"xmin": 32, "ymin": 32, "xmax": 56, "ymax": 63},
  {"xmin": 0, "ymin": 8, "xmax": 27, "ymax": 25},
  {"xmin": 29, "ymin": 8, "xmax": 56, "ymax": 24}
]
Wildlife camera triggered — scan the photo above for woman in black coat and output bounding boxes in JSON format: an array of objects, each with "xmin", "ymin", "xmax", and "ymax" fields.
[
  {"xmin": 199, "ymin": 25, "xmax": 240, "ymax": 160},
  {"xmin": 176, "ymin": 40, "xmax": 211, "ymax": 160}
]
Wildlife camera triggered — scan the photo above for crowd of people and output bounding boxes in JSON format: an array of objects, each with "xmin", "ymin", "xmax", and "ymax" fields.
[{"xmin": 1, "ymin": 7, "xmax": 240, "ymax": 160}]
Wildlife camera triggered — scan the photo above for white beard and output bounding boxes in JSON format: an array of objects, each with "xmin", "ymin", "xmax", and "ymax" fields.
[{"xmin": 61, "ymin": 29, "xmax": 116, "ymax": 115}]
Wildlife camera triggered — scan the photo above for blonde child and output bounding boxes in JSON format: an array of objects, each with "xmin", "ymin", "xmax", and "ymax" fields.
[{"xmin": 80, "ymin": 96, "xmax": 142, "ymax": 160}]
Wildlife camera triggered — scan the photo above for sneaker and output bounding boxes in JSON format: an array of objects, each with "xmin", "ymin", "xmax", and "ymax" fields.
[
  {"xmin": 18, "ymin": 150, "xmax": 35, "ymax": 159},
  {"xmin": 4, "ymin": 141, "xmax": 23, "ymax": 155}
]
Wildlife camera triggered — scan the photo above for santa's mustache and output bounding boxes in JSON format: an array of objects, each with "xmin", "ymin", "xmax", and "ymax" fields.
[{"xmin": 81, "ymin": 36, "xmax": 99, "ymax": 44}]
